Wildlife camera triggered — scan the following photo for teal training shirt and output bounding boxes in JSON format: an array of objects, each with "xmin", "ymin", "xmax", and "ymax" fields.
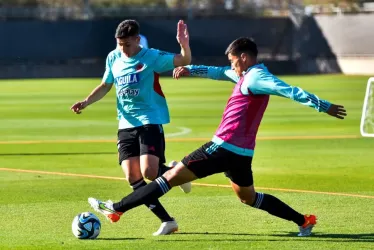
[{"xmin": 103, "ymin": 48, "xmax": 175, "ymax": 129}]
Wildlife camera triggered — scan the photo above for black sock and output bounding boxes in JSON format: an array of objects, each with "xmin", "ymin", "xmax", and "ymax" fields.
[
  {"xmin": 251, "ymin": 193, "xmax": 305, "ymax": 226},
  {"xmin": 130, "ymin": 179, "xmax": 173, "ymax": 222},
  {"xmin": 157, "ymin": 163, "xmax": 171, "ymax": 177},
  {"xmin": 113, "ymin": 177, "xmax": 171, "ymax": 215}
]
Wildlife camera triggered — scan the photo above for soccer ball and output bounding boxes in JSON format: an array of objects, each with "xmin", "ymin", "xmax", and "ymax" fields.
[{"xmin": 72, "ymin": 212, "xmax": 101, "ymax": 239}]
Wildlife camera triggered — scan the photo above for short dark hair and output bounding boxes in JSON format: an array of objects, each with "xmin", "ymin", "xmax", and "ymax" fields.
[
  {"xmin": 225, "ymin": 37, "xmax": 258, "ymax": 58},
  {"xmin": 115, "ymin": 19, "xmax": 140, "ymax": 39}
]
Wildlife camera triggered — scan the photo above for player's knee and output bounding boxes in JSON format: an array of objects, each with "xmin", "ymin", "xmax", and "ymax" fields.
[
  {"xmin": 141, "ymin": 165, "xmax": 158, "ymax": 181},
  {"xmin": 162, "ymin": 166, "xmax": 174, "ymax": 179},
  {"xmin": 163, "ymin": 162, "xmax": 195, "ymax": 188},
  {"xmin": 163, "ymin": 164, "xmax": 182, "ymax": 183}
]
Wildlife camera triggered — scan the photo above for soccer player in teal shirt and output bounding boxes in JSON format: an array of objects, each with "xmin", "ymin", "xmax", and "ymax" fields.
[
  {"xmin": 86, "ymin": 37, "xmax": 347, "ymax": 237},
  {"xmin": 71, "ymin": 19, "xmax": 192, "ymax": 235}
]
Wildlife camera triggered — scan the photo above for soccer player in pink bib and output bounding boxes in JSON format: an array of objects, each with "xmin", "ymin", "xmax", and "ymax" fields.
[{"xmin": 88, "ymin": 37, "xmax": 346, "ymax": 237}]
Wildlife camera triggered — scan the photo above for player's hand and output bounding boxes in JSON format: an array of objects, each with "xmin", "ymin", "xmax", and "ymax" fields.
[
  {"xmin": 173, "ymin": 67, "xmax": 190, "ymax": 79},
  {"xmin": 326, "ymin": 104, "xmax": 347, "ymax": 119},
  {"xmin": 176, "ymin": 20, "xmax": 189, "ymax": 48},
  {"xmin": 70, "ymin": 100, "xmax": 88, "ymax": 114}
]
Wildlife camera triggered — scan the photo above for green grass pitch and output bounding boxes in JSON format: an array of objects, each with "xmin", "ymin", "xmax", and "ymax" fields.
[{"xmin": 0, "ymin": 75, "xmax": 373, "ymax": 249}]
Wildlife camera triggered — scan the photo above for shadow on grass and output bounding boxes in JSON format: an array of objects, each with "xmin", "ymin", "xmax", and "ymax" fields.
[
  {"xmin": 270, "ymin": 232, "xmax": 374, "ymax": 242},
  {"xmin": 91, "ymin": 232, "xmax": 373, "ymax": 243},
  {"xmin": 96, "ymin": 237, "xmax": 145, "ymax": 241},
  {"xmin": 154, "ymin": 232, "xmax": 374, "ymax": 243}
]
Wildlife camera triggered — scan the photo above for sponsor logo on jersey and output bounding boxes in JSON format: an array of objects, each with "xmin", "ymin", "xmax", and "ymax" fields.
[
  {"xmin": 118, "ymin": 88, "xmax": 140, "ymax": 97},
  {"xmin": 116, "ymin": 73, "xmax": 139, "ymax": 86}
]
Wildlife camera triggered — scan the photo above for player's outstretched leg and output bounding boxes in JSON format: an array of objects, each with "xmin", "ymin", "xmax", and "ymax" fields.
[
  {"xmin": 168, "ymin": 160, "xmax": 192, "ymax": 193},
  {"xmin": 231, "ymin": 183, "xmax": 317, "ymax": 236},
  {"xmin": 251, "ymin": 192, "xmax": 317, "ymax": 236},
  {"xmin": 88, "ymin": 163, "xmax": 197, "ymax": 233},
  {"xmin": 88, "ymin": 193, "xmax": 178, "ymax": 236}
]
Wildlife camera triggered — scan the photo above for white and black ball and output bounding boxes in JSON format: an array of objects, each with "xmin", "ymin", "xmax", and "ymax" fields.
[{"xmin": 72, "ymin": 212, "xmax": 101, "ymax": 239}]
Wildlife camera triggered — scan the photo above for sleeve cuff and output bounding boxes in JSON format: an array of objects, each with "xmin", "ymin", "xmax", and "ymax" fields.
[{"xmin": 319, "ymin": 100, "xmax": 331, "ymax": 112}]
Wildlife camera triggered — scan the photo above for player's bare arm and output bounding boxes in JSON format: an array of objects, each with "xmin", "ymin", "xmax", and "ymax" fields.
[
  {"xmin": 173, "ymin": 20, "xmax": 191, "ymax": 67},
  {"xmin": 70, "ymin": 82, "xmax": 112, "ymax": 114}
]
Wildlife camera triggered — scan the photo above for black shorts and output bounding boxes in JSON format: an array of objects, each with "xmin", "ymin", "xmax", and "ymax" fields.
[
  {"xmin": 117, "ymin": 124, "xmax": 166, "ymax": 165},
  {"xmin": 181, "ymin": 141, "xmax": 253, "ymax": 187}
]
